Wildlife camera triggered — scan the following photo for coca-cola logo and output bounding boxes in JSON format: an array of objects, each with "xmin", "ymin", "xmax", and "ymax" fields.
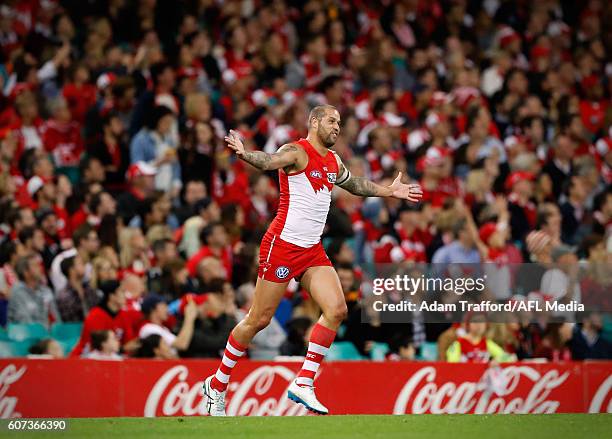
[
  {"xmin": 588, "ymin": 375, "xmax": 612, "ymax": 413},
  {"xmin": 0, "ymin": 364, "xmax": 26, "ymax": 419},
  {"xmin": 393, "ymin": 366, "xmax": 570, "ymax": 414},
  {"xmin": 144, "ymin": 365, "xmax": 307, "ymax": 417}
]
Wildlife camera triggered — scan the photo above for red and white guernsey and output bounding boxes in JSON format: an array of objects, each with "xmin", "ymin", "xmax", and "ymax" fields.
[{"xmin": 268, "ymin": 139, "xmax": 339, "ymax": 248}]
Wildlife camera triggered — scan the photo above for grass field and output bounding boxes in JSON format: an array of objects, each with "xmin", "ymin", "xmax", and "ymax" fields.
[{"xmin": 4, "ymin": 414, "xmax": 611, "ymax": 439}]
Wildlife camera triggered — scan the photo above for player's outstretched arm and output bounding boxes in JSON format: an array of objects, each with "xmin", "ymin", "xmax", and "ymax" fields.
[
  {"xmin": 335, "ymin": 157, "xmax": 423, "ymax": 203},
  {"xmin": 224, "ymin": 130, "xmax": 302, "ymax": 171}
]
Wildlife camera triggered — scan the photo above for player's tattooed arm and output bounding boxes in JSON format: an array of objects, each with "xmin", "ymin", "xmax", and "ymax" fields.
[
  {"xmin": 334, "ymin": 154, "xmax": 423, "ymax": 202},
  {"xmin": 336, "ymin": 160, "xmax": 389, "ymax": 196},
  {"xmin": 225, "ymin": 130, "xmax": 303, "ymax": 171}
]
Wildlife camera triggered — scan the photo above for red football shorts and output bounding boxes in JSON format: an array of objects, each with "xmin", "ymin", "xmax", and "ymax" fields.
[{"xmin": 258, "ymin": 232, "xmax": 332, "ymax": 283}]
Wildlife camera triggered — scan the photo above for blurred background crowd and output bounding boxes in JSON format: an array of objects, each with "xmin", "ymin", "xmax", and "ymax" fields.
[{"xmin": 0, "ymin": 0, "xmax": 610, "ymax": 363}]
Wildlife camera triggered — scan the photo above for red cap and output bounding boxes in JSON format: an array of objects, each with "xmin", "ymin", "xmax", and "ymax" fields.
[
  {"xmin": 179, "ymin": 293, "xmax": 208, "ymax": 314},
  {"xmin": 417, "ymin": 146, "xmax": 451, "ymax": 172},
  {"xmin": 505, "ymin": 171, "xmax": 535, "ymax": 191},
  {"xmin": 479, "ymin": 222, "xmax": 498, "ymax": 244},
  {"xmin": 498, "ymin": 27, "xmax": 520, "ymax": 48},
  {"xmin": 126, "ymin": 161, "xmax": 157, "ymax": 180}
]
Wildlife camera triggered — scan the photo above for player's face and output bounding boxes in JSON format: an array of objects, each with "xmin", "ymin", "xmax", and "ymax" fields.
[{"xmin": 317, "ymin": 110, "xmax": 341, "ymax": 148}]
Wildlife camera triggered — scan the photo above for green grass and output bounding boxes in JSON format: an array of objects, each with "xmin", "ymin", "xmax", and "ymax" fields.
[{"xmin": 4, "ymin": 414, "xmax": 611, "ymax": 439}]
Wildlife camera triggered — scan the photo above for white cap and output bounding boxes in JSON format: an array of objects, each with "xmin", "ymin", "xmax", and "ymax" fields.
[{"xmin": 27, "ymin": 176, "xmax": 45, "ymax": 196}]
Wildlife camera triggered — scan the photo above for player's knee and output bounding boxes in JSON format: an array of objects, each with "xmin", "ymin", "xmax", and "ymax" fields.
[
  {"xmin": 254, "ymin": 314, "xmax": 273, "ymax": 331},
  {"xmin": 246, "ymin": 311, "xmax": 273, "ymax": 332},
  {"xmin": 328, "ymin": 303, "xmax": 348, "ymax": 323}
]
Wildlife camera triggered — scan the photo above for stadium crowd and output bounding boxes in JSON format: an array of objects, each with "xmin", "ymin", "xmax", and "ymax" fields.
[{"xmin": 0, "ymin": 0, "xmax": 611, "ymax": 363}]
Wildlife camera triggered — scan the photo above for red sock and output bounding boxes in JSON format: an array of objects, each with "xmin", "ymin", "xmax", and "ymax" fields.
[
  {"xmin": 295, "ymin": 323, "xmax": 336, "ymax": 387},
  {"xmin": 210, "ymin": 332, "xmax": 247, "ymax": 392}
]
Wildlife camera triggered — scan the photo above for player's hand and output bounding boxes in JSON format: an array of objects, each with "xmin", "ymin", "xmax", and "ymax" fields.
[
  {"xmin": 388, "ymin": 172, "xmax": 422, "ymax": 203},
  {"xmin": 184, "ymin": 298, "xmax": 198, "ymax": 322},
  {"xmin": 224, "ymin": 129, "xmax": 245, "ymax": 156}
]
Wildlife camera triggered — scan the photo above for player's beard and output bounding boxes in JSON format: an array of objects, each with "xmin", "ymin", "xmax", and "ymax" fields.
[{"xmin": 318, "ymin": 126, "xmax": 338, "ymax": 148}]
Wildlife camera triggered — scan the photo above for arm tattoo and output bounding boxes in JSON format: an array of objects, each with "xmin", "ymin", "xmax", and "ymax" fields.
[
  {"xmin": 240, "ymin": 150, "xmax": 273, "ymax": 170},
  {"xmin": 339, "ymin": 175, "xmax": 380, "ymax": 196},
  {"xmin": 240, "ymin": 145, "xmax": 298, "ymax": 171},
  {"xmin": 336, "ymin": 162, "xmax": 380, "ymax": 196}
]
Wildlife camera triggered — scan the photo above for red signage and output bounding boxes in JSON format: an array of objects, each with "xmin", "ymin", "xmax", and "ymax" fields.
[{"xmin": 0, "ymin": 360, "xmax": 610, "ymax": 418}]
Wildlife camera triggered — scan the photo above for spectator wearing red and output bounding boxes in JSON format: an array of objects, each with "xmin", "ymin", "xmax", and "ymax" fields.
[
  {"xmin": 446, "ymin": 313, "xmax": 516, "ymax": 363},
  {"xmin": 41, "ymin": 97, "xmax": 84, "ymax": 181},
  {"xmin": 579, "ymin": 75, "xmax": 608, "ymax": 136},
  {"xmin": 62, "ymin": 64, "xmax": 97, "ymax": 124},
  {"xmin": 418, "ymin": 146, "xmax": 459, "ymax": 208},
  {"xmin": 533, "ymin": 322, "xmax": 573, "ymax": 362},
  {"xmin": 71, "ymin": 280, "xmax": 138, "ymax": 357},
  {"xmin": 13, "ymin": 90, "xmax": 44, "ymax": 151},
  {"xmin": 186, "ymin": 222, "xmax": 232, "ymax": 280}
]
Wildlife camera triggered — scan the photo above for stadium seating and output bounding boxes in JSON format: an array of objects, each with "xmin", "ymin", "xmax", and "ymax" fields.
[
  {"xmin": 57, "ymin": 338, "xmax": 79, "ymax": 356},
  {"xmin": 51, "ymin": 323, "xmax": 83, "ymax": 341},
  {"xmin": 0, "ymin": 340, "xmax": 32, "ymax": 357},
  {"xmin": 369, "ymin": 342, "xmax": 390, "ymax": 361},
  {"xmin": 7, "ymin": 323, "xmax": 49, "ymax": 342},
  {"xmin": 327, "ymin": 342, "xmax": 364, "ymax": 360},
  {"xmin": 418, "ymin": 342, "xmax": 439, "ymax": 361}
]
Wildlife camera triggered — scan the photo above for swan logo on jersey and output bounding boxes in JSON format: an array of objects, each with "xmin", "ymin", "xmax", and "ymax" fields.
[
  {"xmin": 310, "ymin": 170, "xmax": 322, "ymax": 179},
  {"xmin": 327, "ymin": 173, "xmax": 337, "ymax": 184},
  {"xmin": 275, "ymin": 266, "xmax": 290, "ymax": 279}
]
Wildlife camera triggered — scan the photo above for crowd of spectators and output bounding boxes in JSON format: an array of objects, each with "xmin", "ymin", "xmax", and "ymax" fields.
[{"xmin": 0, "ymin": 0, "xmax": 611, "ymax": 363}]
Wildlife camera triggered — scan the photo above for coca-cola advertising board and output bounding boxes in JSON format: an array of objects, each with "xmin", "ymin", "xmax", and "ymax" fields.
[{"xmin": 0, "ymin": 360, "xmax": 610, "ymax": 418}]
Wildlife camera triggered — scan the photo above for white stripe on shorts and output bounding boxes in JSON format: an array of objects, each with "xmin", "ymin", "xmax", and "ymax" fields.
[{"xmin": 261, "ymin": 235, "xmax": 276, "ymax": 280}]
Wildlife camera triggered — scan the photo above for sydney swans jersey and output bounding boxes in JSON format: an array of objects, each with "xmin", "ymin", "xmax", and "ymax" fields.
[{"xmin": 268, "ymin": 139, "xmax": 339, "ymax": 248}]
